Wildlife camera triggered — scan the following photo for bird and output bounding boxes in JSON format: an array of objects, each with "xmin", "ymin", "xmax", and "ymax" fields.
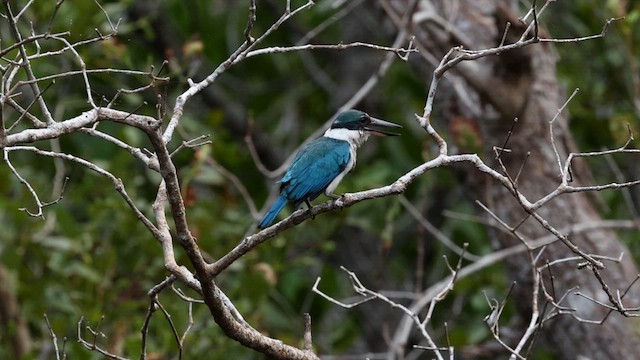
[{"xmin": 258, "ymin": 109, "xmax": 402, "ymax": 229}]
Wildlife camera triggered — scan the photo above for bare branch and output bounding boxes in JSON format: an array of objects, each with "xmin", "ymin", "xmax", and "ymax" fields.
[
  {"xmin": 315, "ymin": 266, "xmax": 445, "ymax": 360},
  {"xmin": 549, "ymin": 88, "xmax": 580, "ymax": 177},
  {"xmin": 3, "ymin": 0, "xmax": 55, "ymax": 124},
  {"xmin": 3, "ymin": 148, "xmax": 45, "ymax": 217},
  {"xmin": 44, "ymin": 314, "xmax": 62, "ymax": 360},
  {"xmin": 205, "ymin": 157, "xmax": 260, "ymax": 220},
  {"xmin": 245, "ymin": 41, "xmax": 417, "ymax": 60},
  {"xmin": 243, "ymin": 0, "xmax": 257, "ymax": 44},
  {"xmin": 540, "ymin": 17, "xmax": 625, "ymax": 43},
  {"xmin": 77, "ymin": 317, "xmax": 129, "ymax": 360},
  {"xmin": 163, "ymin": 1, "xmax": 315, "ymax": 144},
  {"xmin": 303, "ymin": 314, "xmax": 313, "ymax": 352},
  {"xmin": 399, "ymin": 195, "xmax": 479, "ymax": 261}
]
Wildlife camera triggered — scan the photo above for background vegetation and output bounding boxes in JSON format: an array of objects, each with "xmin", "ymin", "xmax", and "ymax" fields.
[{"xmin": 1, "ymin": 0, "xmax": 639, "ymax": 359}]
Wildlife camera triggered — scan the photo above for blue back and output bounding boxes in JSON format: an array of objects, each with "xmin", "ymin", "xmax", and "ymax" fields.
[{"xmin": 280, "ymin": 137, "xmax": 350, "ymax": 207}]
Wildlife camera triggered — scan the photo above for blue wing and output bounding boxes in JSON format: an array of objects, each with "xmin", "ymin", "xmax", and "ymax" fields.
[
  {"xmin": 258, "ymin": 137, "xmax": 350, "ymax": 229},
  {"xmin": 280, "ymin": 137, "xmax": 350, "ymax": 207}
]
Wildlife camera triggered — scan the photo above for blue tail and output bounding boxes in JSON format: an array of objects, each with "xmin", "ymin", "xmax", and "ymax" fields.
[{"xmin": 259, "ymin": 195, "xmax": 288, "ymax": 229}]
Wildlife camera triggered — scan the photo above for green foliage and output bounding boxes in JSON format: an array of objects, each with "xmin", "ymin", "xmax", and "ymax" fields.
[
  {"xmin": 2, "ymin": 0, "xmax": 639, "ymax": 359},
  {"xmin": 550, "ymin": 0, "xmax": 639, "ymax": 147}
]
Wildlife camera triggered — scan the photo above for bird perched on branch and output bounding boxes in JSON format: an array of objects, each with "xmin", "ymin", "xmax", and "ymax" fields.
[{"xmin": 258, "ymin": 109, "xmax": 402, "ymax": 229}]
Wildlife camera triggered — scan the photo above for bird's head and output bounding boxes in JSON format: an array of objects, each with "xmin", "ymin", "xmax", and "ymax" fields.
[{"xmin": 331, "ymin": 109, "xmax": 402, "ymax": 137}]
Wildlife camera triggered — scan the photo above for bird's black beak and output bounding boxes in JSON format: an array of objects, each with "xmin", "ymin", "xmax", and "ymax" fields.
[{"xmin": 364, "ymin": 117, "xmax": 402, "ymax": 136}]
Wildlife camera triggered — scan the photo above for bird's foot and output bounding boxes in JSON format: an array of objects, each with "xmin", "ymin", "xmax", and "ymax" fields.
[
  {"xmin": 327, "ymin": 193, "xmax": 346, "ymax": 212},
  {"xmin": 304, "ymin": 200, "xmax": 315, "ymax": 219}
]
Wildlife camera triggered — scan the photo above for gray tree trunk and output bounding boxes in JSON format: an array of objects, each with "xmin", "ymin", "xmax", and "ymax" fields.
[{"xmin": 394, "ymin": 0, "xmax": 640, "ymax": 358}]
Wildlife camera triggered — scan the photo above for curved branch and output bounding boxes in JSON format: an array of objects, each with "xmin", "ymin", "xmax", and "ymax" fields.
[
  {"xmin": 163, "ymin": 0, "xmax": 316, "ymax": 144},
  {"xmin": 5, "ymin": 108, "xmax": 160, "ymax": 146}
]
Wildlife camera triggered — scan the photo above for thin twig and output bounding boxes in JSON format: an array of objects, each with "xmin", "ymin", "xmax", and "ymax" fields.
[{"xmin": 44, "ymin": 314, "xmax": 61, "ymax": 360}]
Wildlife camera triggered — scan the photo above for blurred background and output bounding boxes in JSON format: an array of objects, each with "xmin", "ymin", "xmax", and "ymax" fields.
[{"xmin": 1, "ymin": 0, "xmax": 639, "ymax": 359}]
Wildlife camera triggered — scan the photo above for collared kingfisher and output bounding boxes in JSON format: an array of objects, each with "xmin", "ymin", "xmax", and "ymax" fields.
[{"xmin": 258, "ymin": 109, "xmax": 402, "ymax": 229}]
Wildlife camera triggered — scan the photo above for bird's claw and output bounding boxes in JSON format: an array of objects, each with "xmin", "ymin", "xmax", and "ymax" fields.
[{"xmin": 304, "ymin": 199, "xmax": 316, "ymax": 220}]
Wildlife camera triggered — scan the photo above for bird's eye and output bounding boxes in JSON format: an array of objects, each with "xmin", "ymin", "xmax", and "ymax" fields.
[{"xmin": 360, "ymin": 116, "xmax": 369, "ymax": 124}]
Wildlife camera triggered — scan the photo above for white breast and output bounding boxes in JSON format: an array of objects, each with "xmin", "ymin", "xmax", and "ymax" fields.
[{"xmin": 322, "ymin": 128, "xmax": 370, "ymax": 195}]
